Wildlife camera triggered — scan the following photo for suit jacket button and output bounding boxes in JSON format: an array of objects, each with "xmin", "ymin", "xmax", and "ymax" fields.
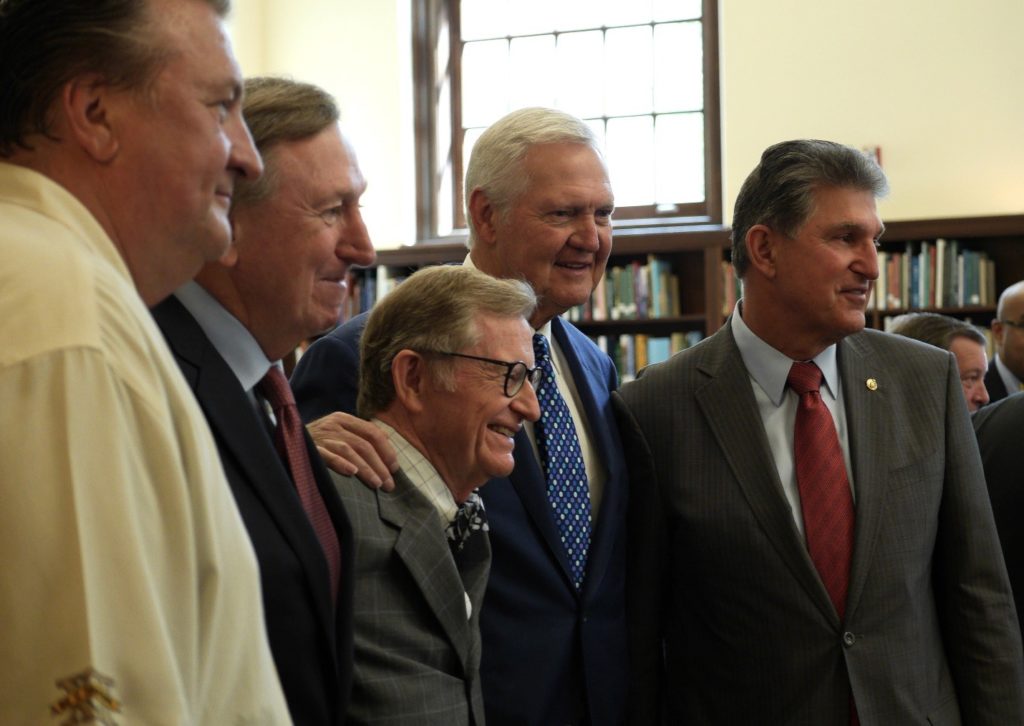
[{"xmin": 843, "ymin": 631, "xmax": 856, "ymax": 647}]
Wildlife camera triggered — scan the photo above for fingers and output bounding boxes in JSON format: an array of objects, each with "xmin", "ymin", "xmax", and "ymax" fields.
[{"xmin": 307, "ymin": 413, "xmax": 398, "ymax": 491}]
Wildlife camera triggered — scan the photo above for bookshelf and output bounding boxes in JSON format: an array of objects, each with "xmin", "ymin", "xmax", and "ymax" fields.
[
  {"xmin": 348, "ymin": 215, "xmax": 1024, "ymax": 374},
  {"xmin": 868, "ymin": 215, "xmax": 1024, "ymax": 330}
]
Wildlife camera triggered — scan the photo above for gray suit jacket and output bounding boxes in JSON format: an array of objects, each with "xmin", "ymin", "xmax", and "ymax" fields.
[
  {"xmin": 615, "ymin": 325, "xmax": 1024, "ymax": 725},
  {"xmin": 333, "ymin": 468, "xmax": 489, "ymax": 726}
]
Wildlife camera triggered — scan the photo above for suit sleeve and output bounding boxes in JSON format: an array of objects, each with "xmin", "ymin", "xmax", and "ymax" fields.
[
  {"xmin": 291, "ymin": 325, "xmax": 362, "ymax": 422},
  {"xmin": 612, "ymin": 389, "xmax": 669, "ymax": 726},
  {"xmin": 933, "ymin": 355, "xmax": 1024, "ymax": 723}
]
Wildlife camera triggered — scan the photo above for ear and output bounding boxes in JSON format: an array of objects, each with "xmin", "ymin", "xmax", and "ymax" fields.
[
  {"xmin": 744, "ymin": 224, "xmax": 780, "ymax": 280},
  {"xmin": 60, "ymin": 74, "xmax": 121, "ymax": 163},
  {"xmin": 218, "ymin": 243, "xmax": 239, "ymax": 268},
  {"xmin": 468, "ymin": 188, "xmax": 500, "ymax": 248},
  {"xmin": 390, "ymin": 350, "xmax": 428, "ymax": 414}
]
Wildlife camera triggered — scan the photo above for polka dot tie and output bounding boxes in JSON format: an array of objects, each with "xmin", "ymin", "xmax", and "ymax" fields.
[{"xmin": 533, "ymin": 334, "xmax": 591, "ymax": 590}]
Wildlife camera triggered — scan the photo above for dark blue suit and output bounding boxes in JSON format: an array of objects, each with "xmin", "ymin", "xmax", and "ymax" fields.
[
  {"xmin": 152, "ymin": 296, "xmax": 355, "ymax": 726},
  {"xmin": 292, "ymin": 312, "xmax": 628, "ymax": 726},
  {"xmin": 985, "ymin": 358, "xmax": 1011, "ymax": 403}
]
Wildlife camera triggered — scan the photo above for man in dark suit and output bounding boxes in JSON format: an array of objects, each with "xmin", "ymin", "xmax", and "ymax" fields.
[
  {"xmin": 973, "ymin": 392, "xmax": 1024, "ymax": 636},
  {"xmin": 292, "ymin": 107, "xmax": 629, "ymax": 726},
  {"xmin": 986, "ymin": 280, "xmax": 1024, "ymax": 402},
  {"xmin": 615, "ymin": 140, "xmax": 1024, "ymax": 724},
  {"xmin": 336, "ymin": 265, "xmax": 540, "ymax": 725},
  {"xmin": 151, "ymin": 77, "xmax": 383, "ymax": 725}
]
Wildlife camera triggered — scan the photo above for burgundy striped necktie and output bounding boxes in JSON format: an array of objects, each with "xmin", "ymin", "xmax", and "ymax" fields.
[
  {"xmin": 787, "ymin": 361, "xmax": 854, "ymax": 619},
  {"xmin": 257, "ymin": 366, "xmax": 341, "ymax": 604}
]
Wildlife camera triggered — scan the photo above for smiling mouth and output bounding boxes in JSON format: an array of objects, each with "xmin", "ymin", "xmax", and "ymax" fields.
[{"xmin": 489, "ymin": 424, "xmax": 519, "ymax": 438}]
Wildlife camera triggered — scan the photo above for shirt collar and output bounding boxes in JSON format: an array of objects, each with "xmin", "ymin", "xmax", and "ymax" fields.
[
  {"xmin": 174, "ymin": 280, "xmax": 274, "ymax": 392},
  {"xmin": 372, "ymin": 419, "xmax": 458, "ymax": 523},
  {"xmin": 730, "ymin": 299, "xmax": 840, "ymax": 405}
]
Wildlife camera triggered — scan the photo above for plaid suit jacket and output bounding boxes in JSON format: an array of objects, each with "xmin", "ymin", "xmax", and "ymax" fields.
[{"xmin": 334, "ymin": 468, "xmax": 488, "ymax": 726}]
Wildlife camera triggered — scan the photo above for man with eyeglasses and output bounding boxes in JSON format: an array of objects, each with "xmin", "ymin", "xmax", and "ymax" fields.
[
  {"xmin": 335, "ymin": 265, "xmax": 540, "ymax": 725},
  {"xmin": 986, "ymin": 280, "xmax": 1024, "ymax": 402},
  {"xmin": 293, "ymin": 107, "xmax": 628, "ymax": 726},
  {"xmin": 889, "ymin": 312, "xmax": 991, "ymax": 411},
  {"xmin": 150, "ymin": 77, "xmax": 383, "ymax": 725}
]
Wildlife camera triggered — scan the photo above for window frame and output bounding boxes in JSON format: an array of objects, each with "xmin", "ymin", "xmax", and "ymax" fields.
[{"xmin": 412, "ymin": 0, "xmax": 722, "ymax": 242}]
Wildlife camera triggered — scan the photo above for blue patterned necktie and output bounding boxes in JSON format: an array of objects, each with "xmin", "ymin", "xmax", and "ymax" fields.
[{"xmin": 533, "ymin": 333, "xmax": 591, "ymax": 589}]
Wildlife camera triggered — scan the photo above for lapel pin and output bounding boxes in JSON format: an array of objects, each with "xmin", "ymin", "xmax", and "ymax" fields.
[{"xmin": 865, "ymin": 378, "xmax": 878, "ymax": 391}]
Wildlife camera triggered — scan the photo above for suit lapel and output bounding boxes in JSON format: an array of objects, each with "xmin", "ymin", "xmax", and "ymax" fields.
[
  {"xmin": 695, "ymin": 327, "xmax": 836, "ymax": 623},
  {"xmin": 380, "ymin": 471, "xmax": 474, "ymax": 667},
  {"xmin": 155, "ymin": 297, "xmax": 336, "ymax": 627},
  {"xmin": 836, "ymin": 334, "xmax": 890, "ymax": 622},
  {"xmin": 551, "ymin": 318, "xmax": 625, "ymax": 600}
]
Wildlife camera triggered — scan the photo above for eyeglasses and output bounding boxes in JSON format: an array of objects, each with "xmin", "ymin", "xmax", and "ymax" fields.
[
  {"xmin": 437, "ymin": 351, "xmax": 541, "ymax": 397},
  {"xmin": 999, "ymin": 319, "xmax": 1024, "ymax": 330}
]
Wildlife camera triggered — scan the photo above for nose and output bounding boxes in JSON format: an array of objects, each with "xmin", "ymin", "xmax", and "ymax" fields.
[
  {"xmin": 570, "ymin": 215, "xmax": 601, "ymax": 252},
  {"xmin": 972, "ymin": 381, "xmax": 990, "ymax": 410},
  {"xmin": 513, "ymin": 378, "xmax": 541, "ymax": 423},
  {"xmin": 852, "ymin": 239, "xmax": 880, "ymax": 281},
  {"xmin": 336, "ymin": 207, "xmax": 376, "ymax": 268},
  {"xmin": 227, "ymin": 110, "xmax": 263, "ymax": 181}
]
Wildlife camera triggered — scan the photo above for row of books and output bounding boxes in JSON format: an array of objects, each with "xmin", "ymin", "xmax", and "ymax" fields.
[
  {"xmin": 567, "ymin": 256, "xmax": 683, "ymax": 322},
  {"xmin": 596, "ymin": 331, "xmax": 704, "ymax": 383},
  {"xmin": 869, "ymin": 239, "xmax": 996, "ymax": 311}
]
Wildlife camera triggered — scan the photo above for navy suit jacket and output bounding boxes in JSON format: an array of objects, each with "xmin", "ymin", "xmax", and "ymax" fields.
[
  {"xmin": 985, "ymin": 358, "xmax": 1011, "ymax": 403},
  {"xmin": 292, "ymin": 313, "xmax": 629, "ymax": 726},
  {"xmin": 152, "ymin": 296, "xmax": 355, "ymax": 726}
]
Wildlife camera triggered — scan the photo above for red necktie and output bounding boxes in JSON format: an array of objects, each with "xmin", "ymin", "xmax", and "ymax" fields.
[
  {"xmin": 787, "ymin": 361, "xmax": 854, "ymax": 620},
  {"xmin": 257, "ymin": 366, "xmax": 341, "ymax": 604}
]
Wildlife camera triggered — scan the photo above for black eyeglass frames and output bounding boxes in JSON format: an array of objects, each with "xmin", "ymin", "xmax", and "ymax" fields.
[{"xmin": 436, "ymin": 351, "xmax": 541, "ymax": 397}]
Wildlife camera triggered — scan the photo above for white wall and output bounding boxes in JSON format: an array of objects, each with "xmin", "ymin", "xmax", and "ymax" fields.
[
  {"xmin": 227, "ymin": 0, "xmax": 415, "ymax": 248},
  {"xmin": 228, "ymin": 0, "xmax": 1024, "ymax": 246},
  {"xmin": 720, "ymin": 0, "xmax": 1024, "ymax": 224}
]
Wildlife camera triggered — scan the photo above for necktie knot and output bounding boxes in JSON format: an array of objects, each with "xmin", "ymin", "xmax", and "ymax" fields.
[
  {"xmin": 447, "ymin": 491, "xmax": 489, "ymax": 554},
  {"xmin": 787, "ymin": 361, "xmax": 823, "ymax": 396},
  {"xmin": 533, "ymin": 333, "xmax": 552, "ymax": 371},
  {"xmin": 256, "ymin": 365, "xmax": 295, "ymax": 411}
]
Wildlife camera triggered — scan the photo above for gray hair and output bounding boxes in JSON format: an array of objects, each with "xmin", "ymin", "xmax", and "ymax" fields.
[
  {"xmin": 730, "ymin": 139, "xmax": 889, "ymax": 277},
  {"xmin": 889, "ymin": 312, "xmax": 987, "ymax": 350},
  {"xmin": 0, "ymin": 0, "xmax": 230, "ymax": 156},
  {"xmin": 233, "ymin": 76, "xmax": 340, "ymax": 207},
  {"xmin": 358, "ymin": 265, "xmax": 537, "ymax": 418},
  {"xmin": 465, "ymin": 106, "xmax": 602, "ymax": 247}
]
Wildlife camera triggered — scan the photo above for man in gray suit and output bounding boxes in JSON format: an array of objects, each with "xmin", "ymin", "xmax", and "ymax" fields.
[
  {"xmin": 615, "ymin": 139, "xmax": 1024, "ymax": 724},
  {"xmin": 335, "ymin": 265, "xmax": 541, "ymax": 725}
]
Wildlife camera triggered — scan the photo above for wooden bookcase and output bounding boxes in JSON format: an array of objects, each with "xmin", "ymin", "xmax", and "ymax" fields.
[{"xmin": 358, "ymin": 214, "xmax": 1024, "ymax": 342}]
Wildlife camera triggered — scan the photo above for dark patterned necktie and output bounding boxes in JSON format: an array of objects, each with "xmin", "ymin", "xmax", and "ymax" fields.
[
  {"xmin": 446, "ymin": 491, "xmax": 489, "ymax": 554},
  {"xmin": 787, "ymin": 361, "xmax": 854, "ymax": 619},
  {"xmin": 257, "ymin": 366, "xmax": 341, "ymax": 604},
  {"xmin": 533, "ymin": 333, "xmax": 591, "ymax": 590}
]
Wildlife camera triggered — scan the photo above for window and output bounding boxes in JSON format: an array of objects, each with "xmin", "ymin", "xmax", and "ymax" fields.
[{"xmin": 413, "ymin": 0, "xmax": 721, "ymax": 240}]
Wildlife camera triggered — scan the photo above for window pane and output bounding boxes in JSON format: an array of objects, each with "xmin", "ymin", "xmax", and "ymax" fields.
[
  {"xmin": 462, "ymin": 40, "xmax": 509, "ymax": 127},
  {"xmin": 461, "ymin": 0, "xmax": 508, "ymax": 40},
  {"xmin": 603, "ymin": 0, "xmax": 653, "ymax": 27},
  {"xmin": 584, "ymin": 118, "xmax": 607, "ymax": 155},
  {"xmin": 509, "ymin": 35, "xmax": 557, "ymax": 110},
  {"xmin": 653, "ymin": 0, "xmax": 701, "ymax": 22},
  {"xmin": 555, "ymin": 31, "xmax": 605, "ymax": 118},
  {"xmin": 438, "ymin": 160, "xmax": 455, "ymax": 235},
  {"xmin": 606, "ymin": 116, "xmax": 654, "ymax": 206},
  {"xmin": 604, "ymin": 26, "xmax": 653, "ymax": 116},
  {"xmin": 655, "ymin": 22, "xmax": 703, "ymax": 113},
  {"xmin": 655, "ymin": 113, "xmax": 704, "ymax": 205},
  {"xmin": 505, "ymin": 0, "xmax": 558, "ymax": 36},
  {"xmin": 552, "ymin": 0, "xmax": 607, "ymax": 32}
]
